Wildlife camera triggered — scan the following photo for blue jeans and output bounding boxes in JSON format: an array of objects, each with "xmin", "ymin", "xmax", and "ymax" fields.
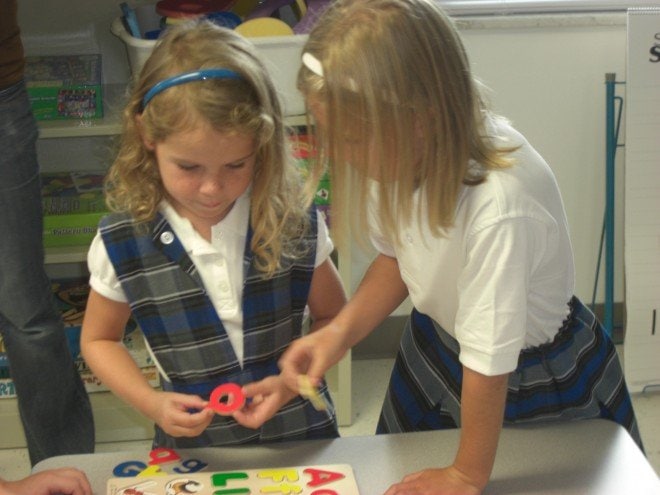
[{"xmin": 0, "ymin": 80, "xmax": 94, "ymax": 465}]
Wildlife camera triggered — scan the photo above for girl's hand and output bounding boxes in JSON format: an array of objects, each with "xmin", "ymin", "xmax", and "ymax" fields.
[
  {"xmin": 0, "ymin": 468, "xmax": 92, "ymax": 495},
  {"xmin": 148, "ymin": 391, "xmax": 215, "ymax": 437},
  {"xmin": 384, "ymin": 466, "xmax": 483, "ymax": 495},
  {"xmin": 232, "ymin": 375, "xmax": 297, "ymax": 429},
  {"xmin": 278, "ymin": 326, "xmax": 348, "ymax": 394}
]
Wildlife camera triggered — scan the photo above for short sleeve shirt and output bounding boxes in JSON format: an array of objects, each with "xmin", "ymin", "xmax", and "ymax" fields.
[
  {"xmin": 88, "ymin": 191, "xmax": 334, "ymax": 365},
  {"xmin": 370, "ymin": 118, "xmax": 574, "ymax": 376}
]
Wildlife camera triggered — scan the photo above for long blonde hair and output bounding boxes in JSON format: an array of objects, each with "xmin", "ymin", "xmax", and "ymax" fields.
[
  {"xmin": 107, "ymin": 20, "xmax": 309, "ymax": 276},
  {"xmin": 297, "ymin": 0, "xmax": 516, "ymax": 246}
]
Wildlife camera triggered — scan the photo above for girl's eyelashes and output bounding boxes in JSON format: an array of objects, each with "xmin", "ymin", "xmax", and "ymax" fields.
[
  {"xmin": 172, "ymin": 151, "xmax": 255, "ymax": 172},
  {"xmin": 226, "ymin": 152, "xmax": 256, "ymax": 169},
  {"xmin": 175, "ymin": 161, "xmax": 245, "ymax": 173}
]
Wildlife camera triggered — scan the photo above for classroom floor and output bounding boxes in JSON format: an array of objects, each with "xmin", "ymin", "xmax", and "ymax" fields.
[{"xmin": 1, "ymin": 352, "xmax": 658, "ymax": 483}]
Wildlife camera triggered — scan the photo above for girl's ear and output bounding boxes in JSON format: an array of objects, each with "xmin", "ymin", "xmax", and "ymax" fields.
[{"xmin": 135, "ymin": 114, "xmax": 156, "ymax": 151}]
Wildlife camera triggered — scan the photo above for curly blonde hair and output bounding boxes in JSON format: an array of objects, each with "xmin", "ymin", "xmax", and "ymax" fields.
[
  {"xmin": 107, "ymin": 20, "xmax": 310, "ymax": 276},
  {"xmin": 297, "ymin": 0, "xmax": 517, "ymax": 246}
]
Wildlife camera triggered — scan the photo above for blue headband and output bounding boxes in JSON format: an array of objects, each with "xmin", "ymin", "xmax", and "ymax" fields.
[{"xmin": 141, "ymin": 69, "xmax": 242, "ymax": 110}]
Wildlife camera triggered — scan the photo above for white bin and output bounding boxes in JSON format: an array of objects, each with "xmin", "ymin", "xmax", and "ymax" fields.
[{"xmin": 111, "ymin": 17, "xmax": 308, "ymax": 116}]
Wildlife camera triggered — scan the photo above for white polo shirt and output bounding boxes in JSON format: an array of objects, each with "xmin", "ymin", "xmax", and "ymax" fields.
[
  {"xmin": 370, "ymin": 118, "xmax": 575, "ymax": 376},
  {"xmin": 88, "ymin": 190, "xmax": 334, "ymax": 366}
]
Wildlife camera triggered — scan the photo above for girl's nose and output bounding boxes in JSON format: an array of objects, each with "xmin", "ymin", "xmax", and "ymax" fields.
[{"xmin": 200, "ymin": 175, "xmax": 223, "ymax": 194}]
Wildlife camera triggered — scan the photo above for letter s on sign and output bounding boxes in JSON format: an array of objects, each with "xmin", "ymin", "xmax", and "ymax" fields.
[
  {"xmin": 651, "ymin": 32, "xmax": 660, "ymax": 63},
  {"xmin": 650, "ymin": 44, "xmax": 660, "ymax": 63}
]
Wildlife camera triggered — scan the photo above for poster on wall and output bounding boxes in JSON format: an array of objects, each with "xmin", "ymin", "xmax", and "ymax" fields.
[{"xmin": 623, "ymin": 8, "xmax": 660, "ymax": 393}]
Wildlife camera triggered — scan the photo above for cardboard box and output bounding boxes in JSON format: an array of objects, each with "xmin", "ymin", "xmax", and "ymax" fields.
[
  {"xmin": 41, "ymin": 171, "xmax": 107, "ymax": 247},
  {"xmin": 25, "ymin": 54, "xmax": 103, "ymax": 120},
  {"xmin": 43, "ymin": 211, "xmax": 105, "ymax": 247},
  {"xmin": 42, "ymin": 171, "xmax": 107, "ymax": 215}
]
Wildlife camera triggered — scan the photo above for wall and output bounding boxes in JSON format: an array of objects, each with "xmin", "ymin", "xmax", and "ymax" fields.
[
  {"xmin": 459, "ymin": 14, "xmax": 627, "ymax": 307},
  {"xmin": 17, "ymin": 2, "xmax": 629, "ymax": 343}
]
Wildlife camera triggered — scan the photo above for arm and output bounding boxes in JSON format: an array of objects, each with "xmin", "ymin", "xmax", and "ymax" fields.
[
  {"xmin": 306, "ymin": 256, "xmax": 347, "ymax": 332},
  {"xmin": 384, "ymin": 367, "xmax": 509, "ymax": 495},
  {"xmin": 280, "ymin": 253, "xmax": 408, "ymax": 385},
  {"xmin": 81, "ymin": 289, "xmax": 214, "ymax": 436},
  {"xmin": 0, "ymin": 469, "xmax": 91, "ymax": 495},
  {"xmin": 234, "ymin": 257, "xmax": 347, "ymax": 427},
  {"xmin": 453, "ymin": 367, "xmax": 509, "ymax": 489},
  {"xmin": 80, "ymin": 290, "xmax": 151, "ymax": 409}
]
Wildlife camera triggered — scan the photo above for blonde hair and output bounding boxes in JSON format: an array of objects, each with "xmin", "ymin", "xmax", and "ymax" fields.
[
  {"xmin": 297, "ymin": 0, "xmax": 516, "ymax": 245},
  {"xmin": 107, "ymin": 20, "xmax": 309, "ymax": 276}
]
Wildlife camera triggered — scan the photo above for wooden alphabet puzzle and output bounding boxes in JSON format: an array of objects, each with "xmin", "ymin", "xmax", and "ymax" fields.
[{"xmin": 107, "ymin": 464, "xmax": 360, "ymax": 494}]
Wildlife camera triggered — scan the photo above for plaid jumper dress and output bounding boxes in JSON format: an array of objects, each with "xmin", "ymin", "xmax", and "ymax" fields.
[
  {"xmin": 377, "ymin": 297, "xmax": 644, "ymax": 451},
  {"xmin": 99, "ymin": 209, "xmax": 338, "ymax": 448}
]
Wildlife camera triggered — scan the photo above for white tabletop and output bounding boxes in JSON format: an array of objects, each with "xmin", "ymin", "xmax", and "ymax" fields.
[{"xmin": 33, "ymin": 419, "xmax": 659, "ymax": 494}]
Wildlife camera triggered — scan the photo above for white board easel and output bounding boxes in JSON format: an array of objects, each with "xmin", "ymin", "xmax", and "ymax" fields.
[{"xmin": 623, "ymin": 7, "xmax": 660, "ymax": 393}]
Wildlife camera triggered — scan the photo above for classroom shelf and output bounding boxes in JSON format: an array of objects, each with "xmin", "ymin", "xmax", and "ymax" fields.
[
  {"xmin": 0, "ymin": 391, "xmax": 154, "ymax": 449},
  {"xmin": 37, "ymin": 84, "xmax": 127, "ymax": 139},
  {"xmin": 44, "ymin": 245, "xmax": 88, "ymax": 264},
  {"xmin": 37, "ymin": 85, "xmax": 307, "ymax": 139}
]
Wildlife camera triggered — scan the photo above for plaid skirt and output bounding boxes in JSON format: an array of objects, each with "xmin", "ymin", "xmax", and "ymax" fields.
[{"xmin": 376, "ymin": 296, "xmax": 644, "ymax": 451}]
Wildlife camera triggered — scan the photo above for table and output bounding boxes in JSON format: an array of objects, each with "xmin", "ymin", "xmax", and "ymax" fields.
[{"xmin": 33, "ymin": 419, "xmax": 659, "ymax": 494}]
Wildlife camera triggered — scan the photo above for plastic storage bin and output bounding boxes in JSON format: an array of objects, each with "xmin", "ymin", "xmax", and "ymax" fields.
[{"xmin": 111, "ymin": 17, "xmax": 308, "ymax": 116}]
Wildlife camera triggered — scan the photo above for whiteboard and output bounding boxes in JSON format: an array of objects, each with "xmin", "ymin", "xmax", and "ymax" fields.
[{"xmin": 623, "ymin": 8, "xmax": 660, "ymax": 393}]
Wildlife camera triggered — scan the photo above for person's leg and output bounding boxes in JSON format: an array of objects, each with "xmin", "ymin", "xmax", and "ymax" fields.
[{"xmin": 0, "ymin": 81, "xmax": 95, "ymax": 465}]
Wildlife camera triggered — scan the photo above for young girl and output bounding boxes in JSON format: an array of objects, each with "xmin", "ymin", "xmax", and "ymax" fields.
[
  {"xmin": 273, "ymin": 0, "xmax": 644, "ymax": 493},
  {"xmin": 80, "ymin": 20, "xmax": 346, "ymax": 448}
]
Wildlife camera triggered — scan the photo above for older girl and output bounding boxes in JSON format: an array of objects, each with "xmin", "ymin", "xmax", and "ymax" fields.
[{"xmin": 274, "ymin": 1, "xmax": 643, "ymax": 493}]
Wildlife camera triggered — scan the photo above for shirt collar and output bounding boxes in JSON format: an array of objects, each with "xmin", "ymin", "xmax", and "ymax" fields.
[
  {"xmin": 158, "ymin": 189, "xmax": 250, "ymax": 255},
  {"xmin": 214, "ymin": 187, "xmax": 250, "ymax": 237}
]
